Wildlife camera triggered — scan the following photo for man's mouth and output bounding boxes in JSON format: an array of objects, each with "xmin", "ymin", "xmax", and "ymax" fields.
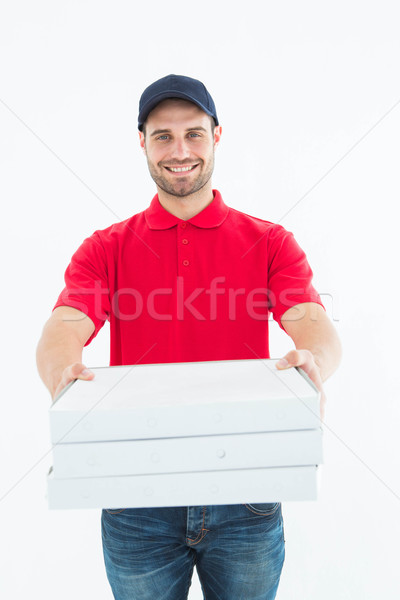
[{"xmin": 164, "ymin": 164, "xmax": 199, "ymax": 173}]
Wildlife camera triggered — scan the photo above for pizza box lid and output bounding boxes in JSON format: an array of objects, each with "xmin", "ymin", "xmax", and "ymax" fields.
[{"xmin": 49, "ymin": 358, "xmax": 320, "ymax": 444}]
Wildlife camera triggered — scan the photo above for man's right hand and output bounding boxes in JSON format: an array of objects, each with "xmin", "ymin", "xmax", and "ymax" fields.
[
  {"xmin": 53, "ymin": 362, "xmax": 94, "ymax": 402},
  {"xmin": 37, "ymin": 306, "xmax": 96, "ymax": 401}
]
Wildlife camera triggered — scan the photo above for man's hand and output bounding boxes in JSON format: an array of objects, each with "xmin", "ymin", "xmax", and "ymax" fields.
[
  {"xmin": 53, "ymin": 362, "xmax": 94, "ymax": 402},
  {"xmin": 276, "ymin": 349, "xmax": 326, "ymax": 420},
  {"xmin": 37, "ymin": 306, "xmax": 97, "ymax": 400}
]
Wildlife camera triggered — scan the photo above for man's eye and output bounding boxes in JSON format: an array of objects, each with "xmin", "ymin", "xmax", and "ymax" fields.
[
  {"xmin": 189, "ymin": 133, "xmax": 200, "ymax": 138},
  {"xmin": 157, "ymin": 135, "xmax": 169, "ymax": 141}
]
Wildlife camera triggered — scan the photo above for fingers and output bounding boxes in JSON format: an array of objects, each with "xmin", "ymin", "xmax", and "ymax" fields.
[
  {"xmin": 61, "ymin": 363, "xmax": 94, "ymax": 391},
  {"xmin": 53, "ymin": 363, "xmax": 94, "ymax": 401},
  {"xmin": 68, "ymin": 362, "xmax": 95, "ymax": 381},
  {"xmin": 289, "ymin": 349, "xmax": 322, "ymax": 386},
  {"xmin": 276, "ymin": 348, "xmax": 322, "ymax": 388},
  {"xmin": 276, "ymin": 349, "xmax": 313, "ymax": 370},
  {"xmin": 276, "ymin": 350, "xmax": 326, "ymax": 419}
]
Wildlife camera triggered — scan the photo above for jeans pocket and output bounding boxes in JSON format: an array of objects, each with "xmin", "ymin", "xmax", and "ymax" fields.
[
  {"xmin": 104, "ymin": 508, "xmax": 127, "ymax": 515},
  {"xmin": 243, "ymin": 502, "xmax": 280, "ymax": 516}
]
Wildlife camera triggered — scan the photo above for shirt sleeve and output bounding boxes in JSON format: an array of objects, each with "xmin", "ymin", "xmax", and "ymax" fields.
[
  {"xmin": 53, "ymin": 232, "xmax": 110, "ymax": 346},
  {"xmin": 267, "ymin": 225, "xmax": 325, "ymax": 330}
]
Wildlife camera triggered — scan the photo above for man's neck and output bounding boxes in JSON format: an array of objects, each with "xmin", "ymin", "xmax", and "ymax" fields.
[{"xmin": 157, "ymin": 184, "xmax": 214, "ymax": 221}]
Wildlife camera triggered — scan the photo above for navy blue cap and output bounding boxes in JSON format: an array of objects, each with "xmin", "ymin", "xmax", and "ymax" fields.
[{"xmin": 138, "ymin": 74, "xmax": 219, "ymax": 131}]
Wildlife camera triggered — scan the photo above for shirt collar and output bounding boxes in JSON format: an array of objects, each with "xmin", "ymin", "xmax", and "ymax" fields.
[{"xmin": 145, "ymin": 189, "xmax": 230, "ymax": 230}]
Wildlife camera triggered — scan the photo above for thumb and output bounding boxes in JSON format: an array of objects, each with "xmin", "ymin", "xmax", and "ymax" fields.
[
  {"xmin": 78, "ymin": 367, "xmax": 94, "ymax": 379},
  {"xmin": 76, "ymin": 367, "xmax": 95, "ymax": 380}
]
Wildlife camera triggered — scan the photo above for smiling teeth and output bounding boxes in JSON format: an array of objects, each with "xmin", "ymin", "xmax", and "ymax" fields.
[{"xmin": 168, "ymin": 166, "xmax": 196, "ymax": 172}]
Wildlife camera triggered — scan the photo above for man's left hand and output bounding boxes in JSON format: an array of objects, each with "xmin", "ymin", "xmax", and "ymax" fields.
[{"xmin": 276, "ymin": 349, "xmax": 326, "ymax": 420}]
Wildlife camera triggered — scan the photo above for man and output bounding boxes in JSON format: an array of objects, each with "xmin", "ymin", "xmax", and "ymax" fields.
[{"xmin": 37, "ymin": 74, "xmax": 341, "ymax": 599}]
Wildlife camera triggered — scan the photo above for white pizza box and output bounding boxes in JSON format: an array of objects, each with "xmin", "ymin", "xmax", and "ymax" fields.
[
  {"xmin": 52, "ymin": 428, "xmax": 323, "ymax": 479},
  {"xmin": 47, "ymin": 465, "xmax": 320, "ymax": 509},
  {"xmin": 49, "ymin": 359, "xmax": 320, "ymax": 444}
]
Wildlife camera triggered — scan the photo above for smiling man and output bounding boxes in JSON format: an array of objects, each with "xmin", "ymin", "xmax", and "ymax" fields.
[{"xmin": 37, "ymin": 74, "xmax": 341, "ymax": 600}]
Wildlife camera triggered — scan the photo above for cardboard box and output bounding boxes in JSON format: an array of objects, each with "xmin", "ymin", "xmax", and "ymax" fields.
[
  {"xmin": 50, "ymin": 359, "xmax": 320, "ymax": 443},
  {"xmin": 47, "ymin": 466, "xmax": 320, "ymax": 509},
  {"xmin": 52, "ymin": 429, "xmax": 323, "ymax": 478},
  {"xmin": 47, "ymin": 359, "xmax": 322, "ymax": 509}
]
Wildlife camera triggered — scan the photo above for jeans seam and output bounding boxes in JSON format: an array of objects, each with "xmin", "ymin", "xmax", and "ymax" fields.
[
  {"xmin": 243, "ymin": 503, "xmax": 280, "ymax": 516},
  {"xmin": 187, "ymin": 506, "xmax": 209, "ymax": 546}
]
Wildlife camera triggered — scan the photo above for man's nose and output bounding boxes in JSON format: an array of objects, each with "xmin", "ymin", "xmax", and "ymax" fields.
[{"xmin": 170, "ymin": 137, "xmax": 191, "ymax": 160}]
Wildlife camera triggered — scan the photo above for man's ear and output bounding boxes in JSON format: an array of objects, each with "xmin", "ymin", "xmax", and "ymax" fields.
[
  {"xmin": 213, "ymin": 125, "xmax": 222, "ymax": 149},
  {"xmin": 139, "ymin": 131, "xmax": 146, "ymax": 154}
]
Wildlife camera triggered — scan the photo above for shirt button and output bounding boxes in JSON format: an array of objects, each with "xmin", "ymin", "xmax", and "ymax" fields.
[
  {"xmin": 183, "ymin": 259, "xmax": 190, "ymax": 266},
  {"xmin": 182, "ymin": 238, "xmax": 189, "ymax": 245},
  {"xmin": 180, "ymin": 222, "xmax": 187, "ymax": 229}
]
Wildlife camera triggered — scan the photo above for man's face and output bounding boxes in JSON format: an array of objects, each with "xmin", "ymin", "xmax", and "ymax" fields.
[{"xmin": 139, "ymin": 99, "xmax": 221, "ymax": 198}]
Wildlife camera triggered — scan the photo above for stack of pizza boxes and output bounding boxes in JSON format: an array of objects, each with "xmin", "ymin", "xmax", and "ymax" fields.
[{"xmin": 47, "ymin": 359, "xmax": 323, "ymax": 509}]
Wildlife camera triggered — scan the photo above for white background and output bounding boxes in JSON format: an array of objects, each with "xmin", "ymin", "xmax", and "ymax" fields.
[{"xmin": 1, "ymin": 1, "xmax": 399, "ymax": 598}]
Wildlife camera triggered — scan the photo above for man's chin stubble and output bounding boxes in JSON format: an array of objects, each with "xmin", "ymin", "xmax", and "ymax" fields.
[
  {"xmin": 151, "ymin": 170, "xmax": 213, "ymax": 199},
  {"xmin": 159, "ymin": 178, "xmax": 209, "ymax": 198}
]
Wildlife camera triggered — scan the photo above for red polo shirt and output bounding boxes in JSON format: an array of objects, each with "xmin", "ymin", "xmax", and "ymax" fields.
[{"xmin": 53, "ymin": 190, "xmax": 324, "ymax": 366}]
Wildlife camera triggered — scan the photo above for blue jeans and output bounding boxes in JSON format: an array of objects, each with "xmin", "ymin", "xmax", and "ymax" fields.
[{"xmin": 101, "ymin": 503, "xmax": 285, "ymax": 599}]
